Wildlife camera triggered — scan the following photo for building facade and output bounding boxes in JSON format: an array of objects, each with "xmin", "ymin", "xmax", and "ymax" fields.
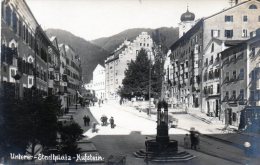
[
  {"xmin": 1, "ymin": 0, "xmax": 51, "ymax": 97},
  {"xmin": 169, "ymin": 0, "xmax": 260, "ymax": 111},
  {"xmin": 201, "ymin": 39, "xmax": 226, "ymax": 116},
  {"xmin": 105, "ymin": 32, "xmax": 154, "ymax": 100},
  {"xmin": 221, "ymin": 30, "xmax": 260, "ymax": 126},
  {"xmin": 170, "ymin": 20, "xmax": 203, "ymax": 108},
  {"xmin": 92, "ymin": 64, "xmax": 105, "ymax": 100},
  {"xmin": 64, "ymin": 44, "xmax": 81, "ymax": 107}
]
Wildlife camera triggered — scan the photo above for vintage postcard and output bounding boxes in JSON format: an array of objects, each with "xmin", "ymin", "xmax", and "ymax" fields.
[{"xmin": 0, "ymin": 0, "xmax": 260, "ymax": 164}]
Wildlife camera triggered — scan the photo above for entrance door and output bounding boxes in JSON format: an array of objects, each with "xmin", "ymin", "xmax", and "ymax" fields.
[
  {"xmin": 207, "ymin": 101, "xmax": 210, "ymax": 114},
  {"xmin": 228, "ymin": 108, "xmax": 232, "ymax": 125}
]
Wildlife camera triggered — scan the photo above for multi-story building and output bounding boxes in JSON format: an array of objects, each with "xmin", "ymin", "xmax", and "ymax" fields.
[
  {"xmin": 201, "ymin": 39, "xmax": 226, "ymax": 117},
  {"xmin": 92, "ymin": 64, "xmax": 105, "ymax": 100},
  {"xmin": 48, "ymin": 36, "xmax": 60, "ymax": 95},
  {"xmin": 58, "ymin": 43, "xmax": 68, "ymax": 110},
  {"xmin": 221, "ymin": 29, "xmax": 260, "ymax": 126},
  {"xmin": 169, "ymin": 0, "xmax": 260, "ymax": 110},
  {"xmin": 64, "ymin": 44, "xmax": 81, "ymax": 106},
  {"xmin": 105, "ymin": 32, "xmax": 154, "ymax": 99},
  {"xmin": 1, "ymin": 0, "xmax": 52, "ymax": 97},
  {"xmin": 170, "ymin": 19, "xmax": 203, "ymax": 108}
]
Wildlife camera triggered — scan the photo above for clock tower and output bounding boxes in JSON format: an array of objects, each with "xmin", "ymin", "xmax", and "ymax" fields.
[{"xmin": 178, "ymin": 5, "xmax": 196, "ymax": 38}]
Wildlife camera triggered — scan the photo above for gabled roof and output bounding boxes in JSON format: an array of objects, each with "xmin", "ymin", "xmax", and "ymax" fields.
[{"xmin": 203, "ymin": 38, "xmax": 223, "ymax": 53}]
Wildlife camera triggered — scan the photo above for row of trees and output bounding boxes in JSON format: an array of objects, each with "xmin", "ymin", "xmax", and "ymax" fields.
[{"xmin": 0, "ymin": 84, "xmax": 83, "ymax": 162}]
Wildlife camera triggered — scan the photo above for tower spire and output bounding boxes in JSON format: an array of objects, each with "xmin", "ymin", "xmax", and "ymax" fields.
[{"xmin": 187, "ymin": 3, "xmax": 189, "ymax": 11}]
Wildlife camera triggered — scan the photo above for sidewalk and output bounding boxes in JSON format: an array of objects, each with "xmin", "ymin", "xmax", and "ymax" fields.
[{"xmin": 58, "ymin": 104, "xmax": 105, "ymax": 164}]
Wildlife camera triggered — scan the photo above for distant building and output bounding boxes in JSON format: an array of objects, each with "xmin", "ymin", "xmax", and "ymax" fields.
[
  {"xmin": 220, "ymin": 29, "xmax": 260, "ymax": 126},
  {"xmin": 85, "ymin": 80, "xmax": 93, "ymax": 90},
  {"xmin": 92, "ymin": 64, "xmax": 105, "ymax": 100},
  {"xmin": 64, "ymin": 45, "xmax": 81, "ymax": 106},
  {"xmin": 105, "ymin": 32, "xmax": 154, "ymax": 99}
]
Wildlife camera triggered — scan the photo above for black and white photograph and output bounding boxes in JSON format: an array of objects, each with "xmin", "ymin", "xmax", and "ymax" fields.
[{"xmin": 0, "ymin": 0, "xmax": 260, "ymax": 164}]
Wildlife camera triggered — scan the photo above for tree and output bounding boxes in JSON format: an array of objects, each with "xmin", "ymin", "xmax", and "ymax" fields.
[
  {"xmin": 0, "ymin": 86, "xmax": 61, "ymax": 160},
  {"xmin": 119, "ymin": 49, "xmax": 151, "ymax": 98},
  {"xmin": 58, "ymin": 122, "xmax": 83, "ymax": 157}
]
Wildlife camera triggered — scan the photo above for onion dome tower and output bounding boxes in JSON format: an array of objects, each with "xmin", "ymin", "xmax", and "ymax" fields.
[{"xmin": 178, "ymin": 5, "xmax": 196, "ymax": 38}]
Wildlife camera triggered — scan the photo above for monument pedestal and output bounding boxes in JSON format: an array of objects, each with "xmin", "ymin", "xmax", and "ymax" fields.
[{"xmin": 134, "ymin": 100, "xmax": 195, "ymax": 162}]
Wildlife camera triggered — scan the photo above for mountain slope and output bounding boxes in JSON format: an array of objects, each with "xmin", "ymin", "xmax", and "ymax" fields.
[
  {"xmin": 46, "ymin": 27, "xmax": 179, "ymax": 83},
  {"xmin": 91, "ymin": 27, "xmax": 179, "ymax": 53},
  {"xmin": 46, "ymin": 29, "xmax": 109, "ymax": 83}
]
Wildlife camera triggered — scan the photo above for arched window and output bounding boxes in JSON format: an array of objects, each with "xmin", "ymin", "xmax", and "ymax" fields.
[
  {"xmin": 249, "ymin": 4, "xmax": 257, "ymax": 9},
  {"xmin": 5, "ymin": 5, "xmax": 11, "ymax": 26}
]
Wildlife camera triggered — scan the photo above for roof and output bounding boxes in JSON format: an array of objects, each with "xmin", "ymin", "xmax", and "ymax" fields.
[
  {"xmin": 204, "ymin": 0, "xmax": 258, "ymax": 20},
  {"xmin": 105, "ymin": 45, "xmax": 127, "ymax": 64},
  {"xmin": 170, "ymin": 19, "xmax": 203, "ymax": 50}
]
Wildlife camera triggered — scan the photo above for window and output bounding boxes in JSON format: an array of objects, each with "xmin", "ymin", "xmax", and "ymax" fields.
[
  {"xmin": 185, "ymin": 72, "xmax": 188, "ymax": 79},
  {"xmin": 240, "ymin": 89, "xmax": 244, "ymax": 100},
  {"xmin": 211, "ymin": 30, "xmax": 220, "ymax": 37},
  {"xmin": 243, "ymin": 15, "xmax": 248, "ymax": 22},
  {"xmin": 249, "ymin": 4, "xmax": 257, "ymax": 9},
  {"xmin": 29, "ymin": 78, "xmax": 33, "ymax": 85},
  {"xmin": 239, "ymin": 68, "xmax": 244, "ymax": 80},
  {"xmin": 11, "ymin": 69, "xmax": 15, "ymax": 77},
  {"xmin": 185, "ymin": 61, "xmax": 188, "ymax": 67},
  {"xmin": 140, "ymin": 43, "xmax": 142, "ymax": 46},
  {"xmin": 242, "ymin": 29, "xmax": 248, "ymax": 37},
  {"xmin": 225, "ymin": 72, "xmax": 229, "ymax": 82},
  {"xmin": 232, "ymin": 70, "xmax": 237, "ymax": 80},
  {"xmin": 210, "ymin": 56, "xmax": 213, "ymax": 64},
  {"xmin": 5, "ymin": 6, "xmax": 11, "ymax": 26},
  {"xmin": 225, "ymin": 30, "xmax": 233, "ymax": 38},
  {"xmin": 12, "ymin": 12, "xmax": 17, "ymax": 33},
  {"xmin": 217, "ymin": 84, "xmax": 220, "ymax": 93},
  {"xmin": 211, "ymin": 43, "xmax": 214, "ymax": 52},
  {"xmin": 225, "ymin": 15, "xmax": 233, "ymax": 22},
  {"xmin": 232, "ymin": 90, "xmax": 236, "ymax": 99},
  {"xmin": 251, "ymin": 47, "xmax": 256, "ymax": 56},
  {"xmin": 147, "ymin": 43, "xmax": 149, "ymax": 47}
]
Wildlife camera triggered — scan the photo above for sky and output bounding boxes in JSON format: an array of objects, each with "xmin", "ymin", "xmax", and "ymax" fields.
[{"xmin": 26, "ymin": 0, "xmax": 230, "ymax": 41}]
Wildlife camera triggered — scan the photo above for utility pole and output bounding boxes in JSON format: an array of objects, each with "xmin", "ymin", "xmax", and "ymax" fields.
[{"xmin": 148, "ymin": 51, "xmax": 151, "ymax": 116}]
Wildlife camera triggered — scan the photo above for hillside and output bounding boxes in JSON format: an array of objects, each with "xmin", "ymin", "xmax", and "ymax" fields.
[
  {"xmin": 91, "ymin": 27, "xmax": 179, "ymax": 53},
  {"xmin": 46, "ymin": 29, "xmax": 109, "ymax": 83}
]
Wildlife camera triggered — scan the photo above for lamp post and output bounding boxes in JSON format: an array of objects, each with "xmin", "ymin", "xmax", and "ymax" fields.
[{"xmin": 148, "ymin": 51, "xmax": 152, "ymax": 116}]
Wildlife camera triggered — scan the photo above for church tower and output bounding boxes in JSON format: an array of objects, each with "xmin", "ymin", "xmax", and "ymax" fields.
[{"xmin": 178, "ymin": 5, "xmax": 196, "ymax": 38}]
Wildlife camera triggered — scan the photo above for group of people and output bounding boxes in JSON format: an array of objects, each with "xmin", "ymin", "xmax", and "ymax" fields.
[{"xmin": 184, "ymin": 129, "xmax": 200, "ymax": 150}]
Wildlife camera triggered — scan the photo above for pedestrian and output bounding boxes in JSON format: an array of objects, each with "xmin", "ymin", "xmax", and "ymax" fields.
[
  {"xmin": 190, "ymin": 128, "xmax": 196, "ymax": 150},
  {"xmin": 92, "ymin": 122, "xmax": 97, "ymax": 133},
  {"xmin": 86, "ymin": 115, "xmax": 90, "ymax": 126},
  {"xmin": 98, "ymin": 99, "xmax": 101, "ymax": 107},
  {"xmin": 194, "ymin": 133, "xmax": 200, "ymax": 149},
  {"xmin": 70, "ymin": 115, "xmax": 73, "ymax": 122},
  {"xmin": 83, "ymin": 115, "xmax": 87, "ymax": 126},
  {"xmin": 109, "ymin": 117, "xmax": 115, "ymax": 128},
  {"xmin": 184, "ymin": 134, "xmax": 190, "ymax": 149}
]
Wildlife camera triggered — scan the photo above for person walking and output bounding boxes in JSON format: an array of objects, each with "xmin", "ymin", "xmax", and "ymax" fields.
[
  {"xmin": 86, "ymin": 115, "xmax": 90, "ymax": 126},
  {"xmin": 190, "ymin": 128, "xmax": 196, "ymax": 150},
  {"xmin": 194, "ymin": 133, "xmax": 200, "ymax": 149},
  {"xmin": 184, "ymin": 134, "xmax": 190, "ymax": 149},
  {"xmin": 109, "ymin": 117, "xmax": 115, "ymax": 128},
  {"xmin": 83, "ymin": 115, "xmax": 87, "ymax": 126}
]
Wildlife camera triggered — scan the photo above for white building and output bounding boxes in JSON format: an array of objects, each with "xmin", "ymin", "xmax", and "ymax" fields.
[
  {"xmin": 105, "ymin": 32, "xmax": 154, "ymax": 100},
  {"xmin": 92, "ymin": 64, "xmax": 105, "ymax": 99}
]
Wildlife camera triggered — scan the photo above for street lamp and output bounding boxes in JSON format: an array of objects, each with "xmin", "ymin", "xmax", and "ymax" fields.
[{"xmin": 148, "ymin": 51, "xmax": 152, "ymax": 116}]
